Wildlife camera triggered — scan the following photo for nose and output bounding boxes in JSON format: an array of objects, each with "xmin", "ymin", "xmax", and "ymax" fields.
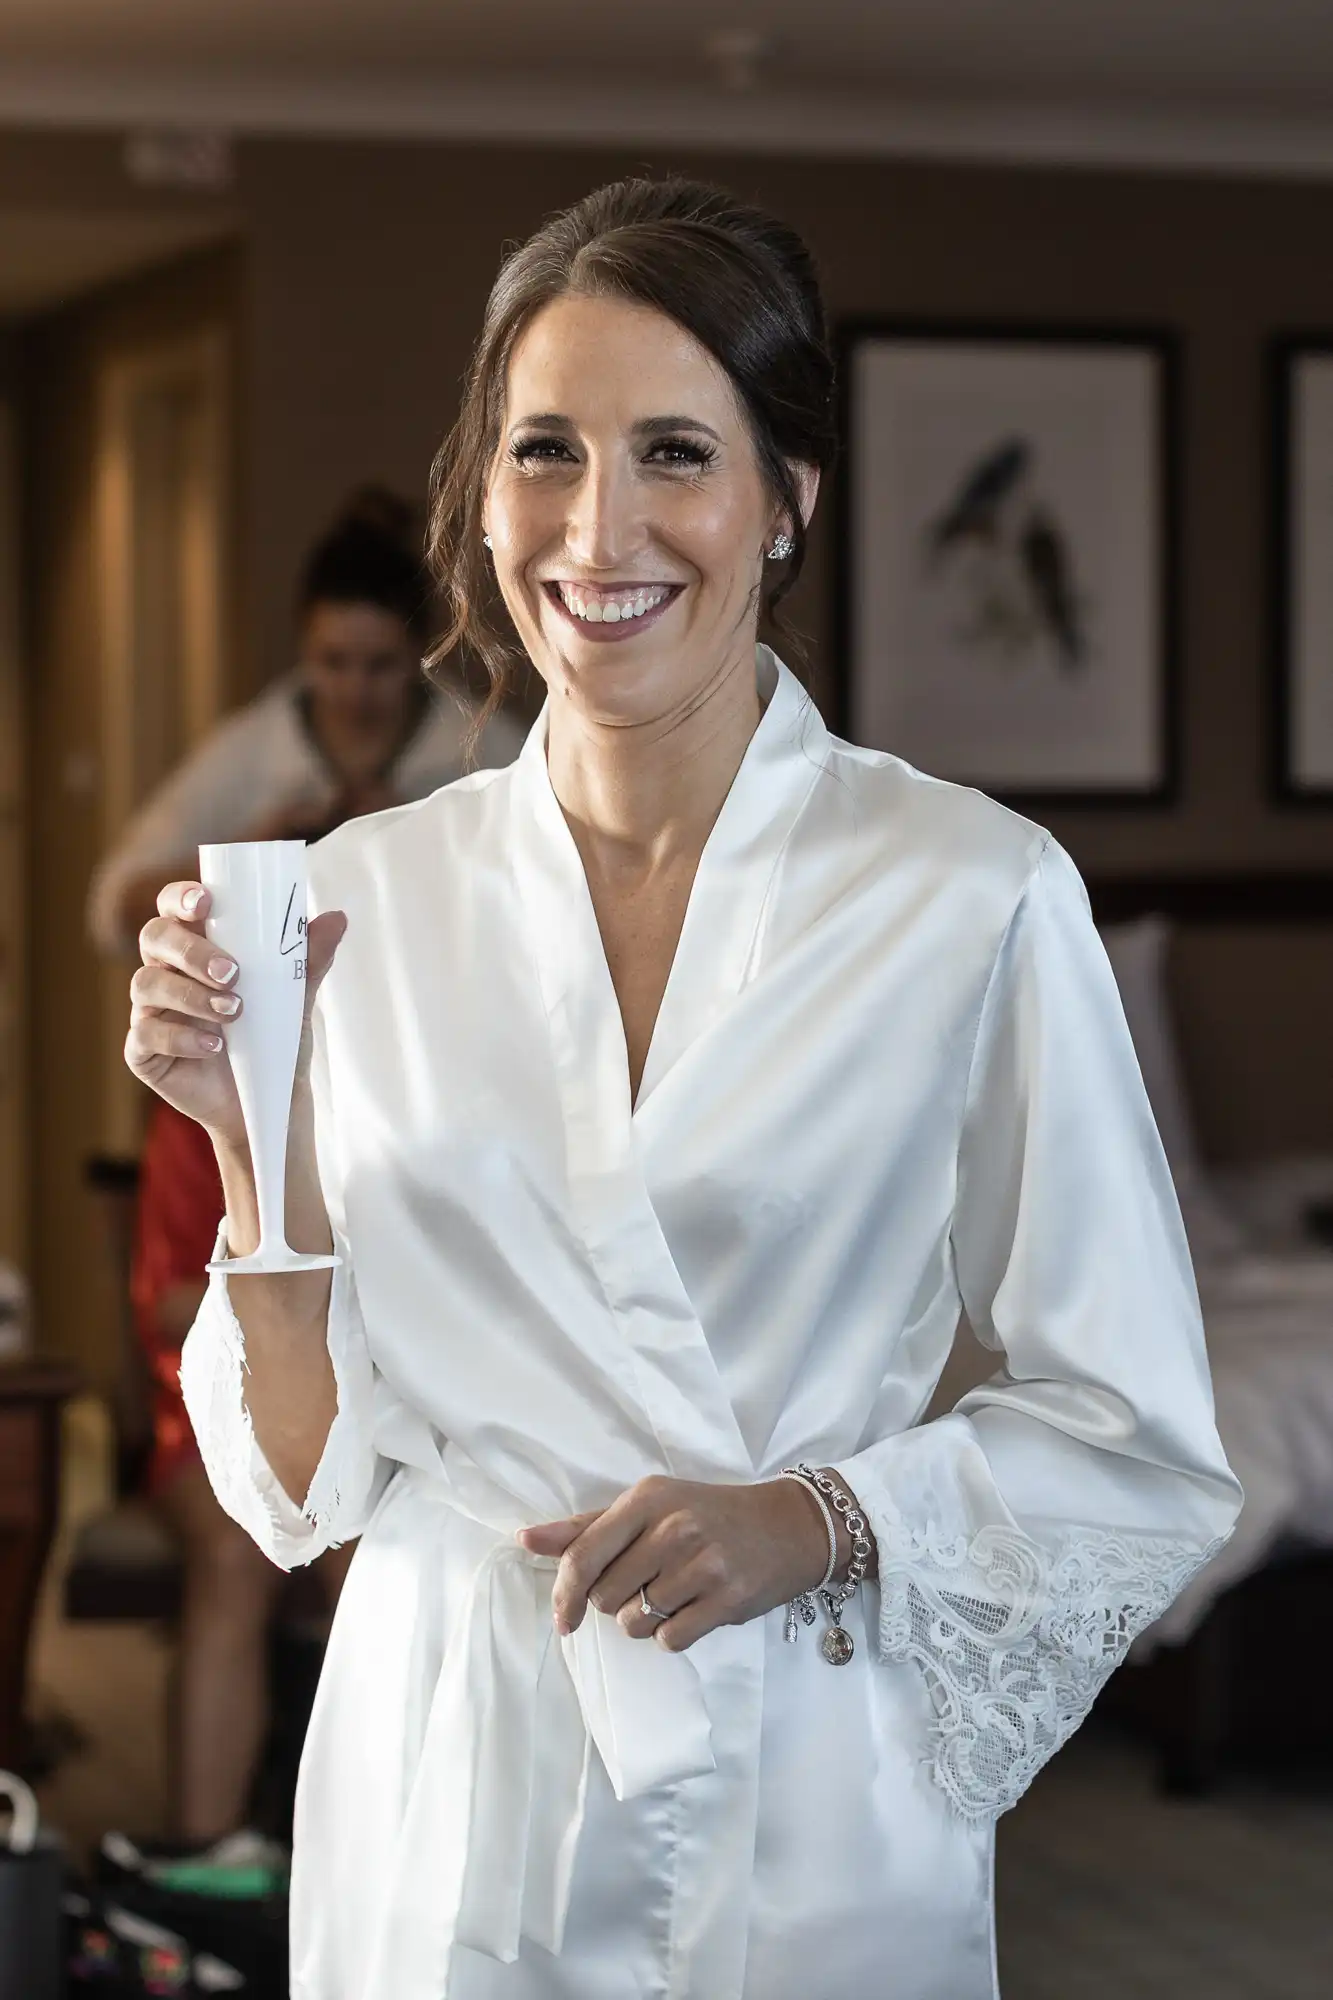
[
  {"xmin": 340, "ymin": 661, "xmax": 376, "ymax": 699},
  {"xmin": 562, "ymin": 451, "xmax": 644, "ymax": 570}
]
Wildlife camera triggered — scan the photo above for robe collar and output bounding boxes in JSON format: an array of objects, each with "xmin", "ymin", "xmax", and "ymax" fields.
[{"xmin": 511, "ymin": 646, "xmax": 828, "ymax": 1117}]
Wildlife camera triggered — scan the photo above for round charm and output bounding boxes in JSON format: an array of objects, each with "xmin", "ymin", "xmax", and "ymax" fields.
[{"xmin": 821, "ymin": 1625, "xmax": 855, "ymax": 1666}]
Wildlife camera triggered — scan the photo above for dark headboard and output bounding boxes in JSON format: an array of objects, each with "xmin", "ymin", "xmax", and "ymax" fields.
[{"xmin": 1087, "ymin": 873, "xmax": 1333, "ymax": 926}]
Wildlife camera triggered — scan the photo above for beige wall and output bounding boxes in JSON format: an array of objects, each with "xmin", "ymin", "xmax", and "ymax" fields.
[{"xmin": 12, "ymin": 127, "xmax": 1333, "ymax": 1366}]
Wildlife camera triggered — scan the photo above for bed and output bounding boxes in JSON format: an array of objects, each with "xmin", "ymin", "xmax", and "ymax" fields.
[
  {"xmin": 1090, "ymin": 877, "xmax": 1333, "ymax": 1785},
  {"xmin": 1096, "ymin": 904, "xmax": 1333, "ymax": 1648}
]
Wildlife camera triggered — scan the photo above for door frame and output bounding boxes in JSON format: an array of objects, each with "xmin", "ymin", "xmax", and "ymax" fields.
[
  {"xmin": 94, "ymin": 327, "xmax": 231, "ymax": 1155},
  {"xmin": 0, "ymin": 397, "xmax": 27, "ymax": 1273}
]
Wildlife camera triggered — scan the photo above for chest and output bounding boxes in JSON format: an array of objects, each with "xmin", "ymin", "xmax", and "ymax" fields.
[
  {"xmin": 582, "ymin": 860, "xmax": 698, "ymax": 1106},
  {"xmin": 328, "ymin": 848, "xmax": 980, "ymax": 1238}
]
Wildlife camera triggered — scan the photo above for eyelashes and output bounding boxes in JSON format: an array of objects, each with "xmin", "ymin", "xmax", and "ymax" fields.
[
  {"xmin": 507, "ymin": 437, "xmax": 570, "ymax": 466},
  {"xmin": 506, "ymin": 435, "xmax": 718, "ymax": 471},
  {"xmin": 652, "ymin": 438, "xmax": 719, "ymax": 470}
]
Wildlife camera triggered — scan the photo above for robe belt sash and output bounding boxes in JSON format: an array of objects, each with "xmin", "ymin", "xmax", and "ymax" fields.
[{"xmin": 382, "ymin": 1461, "xmax": 717, "ymax": 1972}]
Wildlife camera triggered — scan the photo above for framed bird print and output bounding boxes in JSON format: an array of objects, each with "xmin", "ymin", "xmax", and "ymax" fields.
[
  {"xmin": 1272, "ymin": 336, "xmax": 1333, "ymax": 803},
  {"xmin": 834, "ymin": 323, "xmax": 1179, "ymax": 805}
]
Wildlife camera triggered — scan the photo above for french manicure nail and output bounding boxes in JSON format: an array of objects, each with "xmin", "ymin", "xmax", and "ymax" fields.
[
  {"xmin": 210, "ymin": 994, "xmax": 240, "ymax": 1016},
  {"xmin": 208, "ymin": 956, "xmax": 238, "ymax": 985},
  {"xmin": 182, "ymin": 886, "xmax": 205, "ymax": 914},
  {"xmin": 201, "ymin": 1032, "xmax": 224, "ymax": 1053}
]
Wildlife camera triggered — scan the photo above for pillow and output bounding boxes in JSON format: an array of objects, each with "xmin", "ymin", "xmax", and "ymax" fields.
[{"xmin": 1098, "ymin": 914, "xmax": 1245, "ymax": 1266}]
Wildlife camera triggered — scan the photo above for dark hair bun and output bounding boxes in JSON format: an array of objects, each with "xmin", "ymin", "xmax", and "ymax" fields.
[
  {"xmin": 299, "ymin": 484, "xmax": 427, "ymax": 635},
  {"xmin": 336, "ymin": 483, "xmax": 419, "ymax": 543}
]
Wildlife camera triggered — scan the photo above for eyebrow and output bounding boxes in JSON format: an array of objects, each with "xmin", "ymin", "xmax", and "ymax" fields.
[
  {"xmin": 508, "ymin": 412, "xmax": 723, "ymax": 442},
  {"xmin": 636, "ymin": 415, "xmax": 723, "ymax": 442}
]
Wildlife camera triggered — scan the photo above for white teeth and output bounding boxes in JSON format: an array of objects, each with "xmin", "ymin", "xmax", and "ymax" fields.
[{"xmin": 556, "ymin": 583, "xmax": 670, "ymax": 623}]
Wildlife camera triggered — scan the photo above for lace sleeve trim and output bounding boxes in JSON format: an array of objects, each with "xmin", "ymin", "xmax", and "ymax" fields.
[{"xmin": 876, "ymin": 1521, "xmax": 1226, "ymax": 1820}]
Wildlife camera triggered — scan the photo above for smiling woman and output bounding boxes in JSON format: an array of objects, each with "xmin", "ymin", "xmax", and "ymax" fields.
[
  {"xmin": 427, "ymin": 176, "xmax": 835, "ymax": 727},
  {"xmin": 135, "ymin": 176, "xmax": 1242, "ymax": 2000},
  {"xmin": 483, "ymin": 295, "xmax": 813, "ymax": 719}
]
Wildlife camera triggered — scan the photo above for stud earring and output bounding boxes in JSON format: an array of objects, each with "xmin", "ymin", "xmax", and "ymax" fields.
[
  {"xmin": 482, "ymin": 532, "xmax": 493, "ymax": 549},
  {"xmin": 767, "ymin": 532, "xmax": 794, "ymax": 561}
]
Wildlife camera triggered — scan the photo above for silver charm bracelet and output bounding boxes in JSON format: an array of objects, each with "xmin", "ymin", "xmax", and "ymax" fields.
[
  {"xmin": 777, "ymin": 1470, "xmax": 837, "ymax": 1646},
  {"xmin": 778, "ymin": 1462, "xmax": 874, "ymax": 1665}
]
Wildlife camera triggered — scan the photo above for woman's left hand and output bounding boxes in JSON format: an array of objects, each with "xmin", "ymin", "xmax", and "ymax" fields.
[{"xmin": 516, "ymin": 1476, "xmax": 835, "ymax": 1653}]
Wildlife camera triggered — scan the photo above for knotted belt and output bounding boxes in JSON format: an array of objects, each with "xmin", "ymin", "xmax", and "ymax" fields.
[{"xmin": 369, "ymin": 1460, "xmax": 716, "ymax": 1987}]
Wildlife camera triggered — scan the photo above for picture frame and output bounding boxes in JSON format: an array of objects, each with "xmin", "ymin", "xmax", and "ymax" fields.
[
  {"xmin": 1271, "ymin": 335, "xmax": 1333, "ymax": 805},
  {"xmin": 833, "ymin": 321, "xmax": 1180, "ymax": 808}
]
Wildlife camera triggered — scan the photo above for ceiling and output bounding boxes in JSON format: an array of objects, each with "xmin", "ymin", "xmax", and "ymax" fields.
[
  {"xmin": 3, "ymin": 0, "xmax": 1333, "ymax": 178},
  {"xmin": 0, "ymin": 0, "xmax": 1320, "ymax": 109},
  {"xmin": 0, "ymin": 0, "xmax": 1330, "ymax": 108}
]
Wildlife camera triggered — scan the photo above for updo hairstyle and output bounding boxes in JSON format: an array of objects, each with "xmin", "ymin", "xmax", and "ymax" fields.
[{"xmin": 299, "ymin": 484, "xmax": 430, "ymax": 644}]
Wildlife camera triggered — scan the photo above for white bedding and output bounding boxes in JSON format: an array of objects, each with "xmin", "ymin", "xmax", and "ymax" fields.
[
  {"xmin": 1150, "ymin": 1226, "xmax": 1333, "ymax": 1645},
  {"xmin": 1098, "ymin": 916, "xmax": 1333, "ymax": 1647}
]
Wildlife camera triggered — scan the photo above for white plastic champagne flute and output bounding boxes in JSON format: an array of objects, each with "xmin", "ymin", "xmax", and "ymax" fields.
[{"xmin": 198, "ymin": 840, "xmax": 340, "ymax": 1276}]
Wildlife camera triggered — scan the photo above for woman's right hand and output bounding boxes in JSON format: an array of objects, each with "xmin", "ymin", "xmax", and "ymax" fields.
[{"xmin": 125, "ymin": 880, "xmax": 346, "ymax": 1149}]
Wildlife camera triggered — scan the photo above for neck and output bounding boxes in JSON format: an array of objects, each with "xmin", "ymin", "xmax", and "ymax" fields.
[
  {"xmin": 545, "ymin": 648, "xmax": 763, "ymax": 877},
  {"xmin": 308, "ymin": 695, "xmax": 417, "ymax": 786}
]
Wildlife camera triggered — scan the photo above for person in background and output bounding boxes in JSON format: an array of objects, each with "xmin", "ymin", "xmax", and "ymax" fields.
[
  {"xmin": 95, "ymin": 487, "xmax": 524, "ymax": 1870},
  {"xmin": 129, "ymin": 1096, "xmax": 340, "ymax": 1873},
  {"xmin": 87, "ymin": 484, "xmax": 526, "ymax": 955}
]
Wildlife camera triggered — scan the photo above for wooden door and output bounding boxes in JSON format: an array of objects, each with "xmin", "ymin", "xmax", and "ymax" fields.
[
  {"xmin": 0, "ymin": 400, "xmax": 26, "ymax": 1278},
  {"xmin": 95, "ymin": 330, "xmax": 231, "ymax": 1156}
]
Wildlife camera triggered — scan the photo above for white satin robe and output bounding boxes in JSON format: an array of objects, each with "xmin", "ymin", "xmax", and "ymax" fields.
[{"xmin": 180, "ymin": 648, "xmax": 1241, "ymax": 2000}]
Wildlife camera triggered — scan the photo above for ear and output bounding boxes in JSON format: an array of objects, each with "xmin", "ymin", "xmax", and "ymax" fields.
[
  {"xmin": 792, "ymin": 461, "xmax": 820, "ymax": 529},
  {"xmin": 772, "ymin": 462, "xmax": 821, "ymax": 546}
]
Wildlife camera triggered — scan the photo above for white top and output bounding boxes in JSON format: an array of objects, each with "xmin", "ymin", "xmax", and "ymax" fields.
[
  {"xmin": 85, "ymin": 672, "xmax": 526, "ymax": 955},
  {"xmin": 180, "ymin": 649, "xmax": 1240, "ymax": 2000}
]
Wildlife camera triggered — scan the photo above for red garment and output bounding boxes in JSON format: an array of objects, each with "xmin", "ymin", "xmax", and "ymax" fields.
[{"xmin": 130, "ymin": 1101, "xmax": 224, "ymax": 1496}]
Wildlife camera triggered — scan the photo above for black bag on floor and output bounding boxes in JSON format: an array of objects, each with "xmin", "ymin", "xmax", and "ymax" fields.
[
  {"xmin": 0, "ymin": 1770, "xmax": 64, "ymax": 2000},
  {"xmin": 93, "ymin": 1836, "xmax": 287, "ymax": 1998},
  {"xmin": 65, "ymin": 1884, "xmax": 250, "ymax": 1995}
]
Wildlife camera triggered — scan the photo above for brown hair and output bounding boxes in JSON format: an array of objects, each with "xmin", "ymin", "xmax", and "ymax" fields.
[
  {"xmin": 425, "ymin": 176, "xmax": 837, "ymax": 729},
  {"xmin": 300, "ymin": 484, "xmax": 430, "ymax": 642}
]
